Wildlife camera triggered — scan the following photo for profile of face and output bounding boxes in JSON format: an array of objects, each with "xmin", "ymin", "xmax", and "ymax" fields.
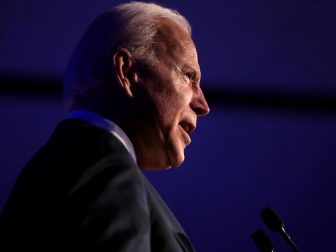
[{"xmin": 116, "ymin": 19, "xmax": 209, "ymax": 169}]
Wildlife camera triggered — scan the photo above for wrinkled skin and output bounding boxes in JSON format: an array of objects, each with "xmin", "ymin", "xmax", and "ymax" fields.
[{"xmin": 116, "ymin": 18, "xmax": 210, "ymax": 169}]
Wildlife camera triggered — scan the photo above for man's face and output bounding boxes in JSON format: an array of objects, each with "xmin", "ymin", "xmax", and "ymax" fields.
[{"xmin": 132, "ymin": 19, "xmax": 209, "ymax": 169}]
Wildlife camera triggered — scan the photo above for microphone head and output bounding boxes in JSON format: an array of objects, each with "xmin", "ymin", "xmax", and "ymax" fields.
[
  {"xmin": 252, "ymin": 229, "xmax": 274, "ymax": 252},
  {"xmin": 261, "ymin": 207, "xmax": 284, "ymax": 232}
]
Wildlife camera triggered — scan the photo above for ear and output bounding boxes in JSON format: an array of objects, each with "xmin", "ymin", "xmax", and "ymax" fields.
[{"xmin": 113, "ymin": 48, "xmax": 138, "ymax": 97}]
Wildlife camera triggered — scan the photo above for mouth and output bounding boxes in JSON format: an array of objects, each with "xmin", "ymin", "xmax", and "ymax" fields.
[{"xmin": 179, "ymin": 121, "xmax": 196, "ymax": 135}]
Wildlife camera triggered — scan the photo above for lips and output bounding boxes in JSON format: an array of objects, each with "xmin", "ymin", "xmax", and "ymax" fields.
[{"xmin": 179, "ymin": 120, "xmax": 196, "ymax": 135}]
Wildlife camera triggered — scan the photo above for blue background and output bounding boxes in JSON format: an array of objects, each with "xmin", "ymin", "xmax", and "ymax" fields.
[{"xmin": 1, "ymin": 0, "xmax": 335, "ymax": 251}]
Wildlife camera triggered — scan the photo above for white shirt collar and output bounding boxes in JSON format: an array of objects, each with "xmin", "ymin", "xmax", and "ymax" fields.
[{"xmin": 68, "ymin": 109, "xmax": 137, "ymax": 162}]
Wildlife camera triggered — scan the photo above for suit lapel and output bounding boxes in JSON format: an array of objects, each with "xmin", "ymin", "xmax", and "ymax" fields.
[{"xmin": 175, "ymin": 232, "xmax": 195, "ymax": 252}]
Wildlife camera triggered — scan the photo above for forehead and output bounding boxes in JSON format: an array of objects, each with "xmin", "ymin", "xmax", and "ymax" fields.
[{"xmin": 154, "ymin": 18, "xmax": 199, "ymax": 71}]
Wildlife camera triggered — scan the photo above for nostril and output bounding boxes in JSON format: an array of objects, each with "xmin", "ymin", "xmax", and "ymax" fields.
[
  {"xmin": 196, "ymin": 106, "xmax": 210, "ymax": 116},
  {"xmin": 191, "ymin": 89, "xmax": 210, "ymax": 116},
  {"xmin": 192, "ymin": 99, "xmax": 210, "ymax": 116}
]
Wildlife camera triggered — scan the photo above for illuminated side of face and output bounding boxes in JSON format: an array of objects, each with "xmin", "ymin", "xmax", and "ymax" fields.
[{"xmin": 129, "ymin": 19, "xmax": 210, "ymax": 169}]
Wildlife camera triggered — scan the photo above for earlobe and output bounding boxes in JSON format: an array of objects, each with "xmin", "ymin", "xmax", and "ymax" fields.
[
  {"xmin": 133, "ymin": 72, "xmax": 139, "ymax": 83},
  {"xmin": 113, "ymin": 48, "xmax": 135, "ymax": 97}
]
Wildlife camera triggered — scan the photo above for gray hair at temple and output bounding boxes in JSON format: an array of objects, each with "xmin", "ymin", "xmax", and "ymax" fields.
[{"xmin": 64, "ymin": 1, "xmax": 191, "ymax": 110}]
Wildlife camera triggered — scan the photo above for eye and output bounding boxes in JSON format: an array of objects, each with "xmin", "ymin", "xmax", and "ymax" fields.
[
  {"xmin": 185, "ymin": 72, "xmax": 194, "ymax": 81},
  {"xmin": 184, "ymin": 72, "xmax": 196, "ymax": 83},
  {"xmin": 176, "ymin": 66, "xmax": 200, "ymax": 86},
  {"xmin": 184, "ymin": 72, "xmax": 200, "ymax": 88}
]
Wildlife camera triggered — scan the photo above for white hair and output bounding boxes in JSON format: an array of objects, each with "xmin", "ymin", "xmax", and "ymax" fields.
[{"xmin": 64, "ymin": 1, "xmax": 191, "ymax": 110}]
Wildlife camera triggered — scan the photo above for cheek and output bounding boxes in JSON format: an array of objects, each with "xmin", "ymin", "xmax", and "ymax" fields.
[
  {"xmin": 159, "ymin": 95, "xmax": 185, "ymax": 124},
  {"xmin": 146, "ymin": 80, "xmax": 191, "ymax": 127}
]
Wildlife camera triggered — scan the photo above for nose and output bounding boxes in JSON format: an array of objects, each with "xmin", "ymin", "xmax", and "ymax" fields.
[{"xmin": 190, "ymin": 87, "xmax": 210, "ymax": 116}]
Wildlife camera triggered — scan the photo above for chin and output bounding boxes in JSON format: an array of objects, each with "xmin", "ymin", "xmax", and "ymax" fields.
[
  {"xmin": 153, "ymin": 154, "xmax": 185, "ymax": 170},
  {"xmin": 138, "ymin": 135, "xmax": 187, "ymax": 169},
  {"xmin": 167, "ymin": 147, "xmax": 185, "ymax": 168},
  {"xmin": 138, "ymin": 152, "xmax": 183, "ymax": 170}
]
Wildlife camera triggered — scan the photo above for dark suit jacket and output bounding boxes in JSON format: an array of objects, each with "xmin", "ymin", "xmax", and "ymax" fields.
[{"xmin": 0, "ymin": 119, "xmax": 195, "ymax": 251}]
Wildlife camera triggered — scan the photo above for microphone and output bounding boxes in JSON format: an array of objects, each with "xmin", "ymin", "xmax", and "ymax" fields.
[
  {"xmin": 252, "ymin": 229, "xmax": 274, "ymax": 252},
  {"xmin": 261, "ymin": 207, "xmax": 300, "ymax": 252}
]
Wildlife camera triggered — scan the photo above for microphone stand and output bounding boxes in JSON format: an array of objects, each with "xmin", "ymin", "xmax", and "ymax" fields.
[
  {"xmin": 261, "ymin": 207, "xmax": 300, "ymax": 252},
  {"xmin": 279, "ymin": 226, "xmax": 300, "ymax": 252}
]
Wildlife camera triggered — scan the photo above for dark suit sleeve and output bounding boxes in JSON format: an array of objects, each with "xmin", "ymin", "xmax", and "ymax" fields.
[{"xmin": 63, "ymin": 155, "xmax": 151, "ymax": 252}]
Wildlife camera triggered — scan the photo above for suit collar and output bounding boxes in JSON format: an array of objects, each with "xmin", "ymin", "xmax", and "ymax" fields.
[{"xmin": 68, "ymin": 109, "xmax": 136, "ymax": 162}]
